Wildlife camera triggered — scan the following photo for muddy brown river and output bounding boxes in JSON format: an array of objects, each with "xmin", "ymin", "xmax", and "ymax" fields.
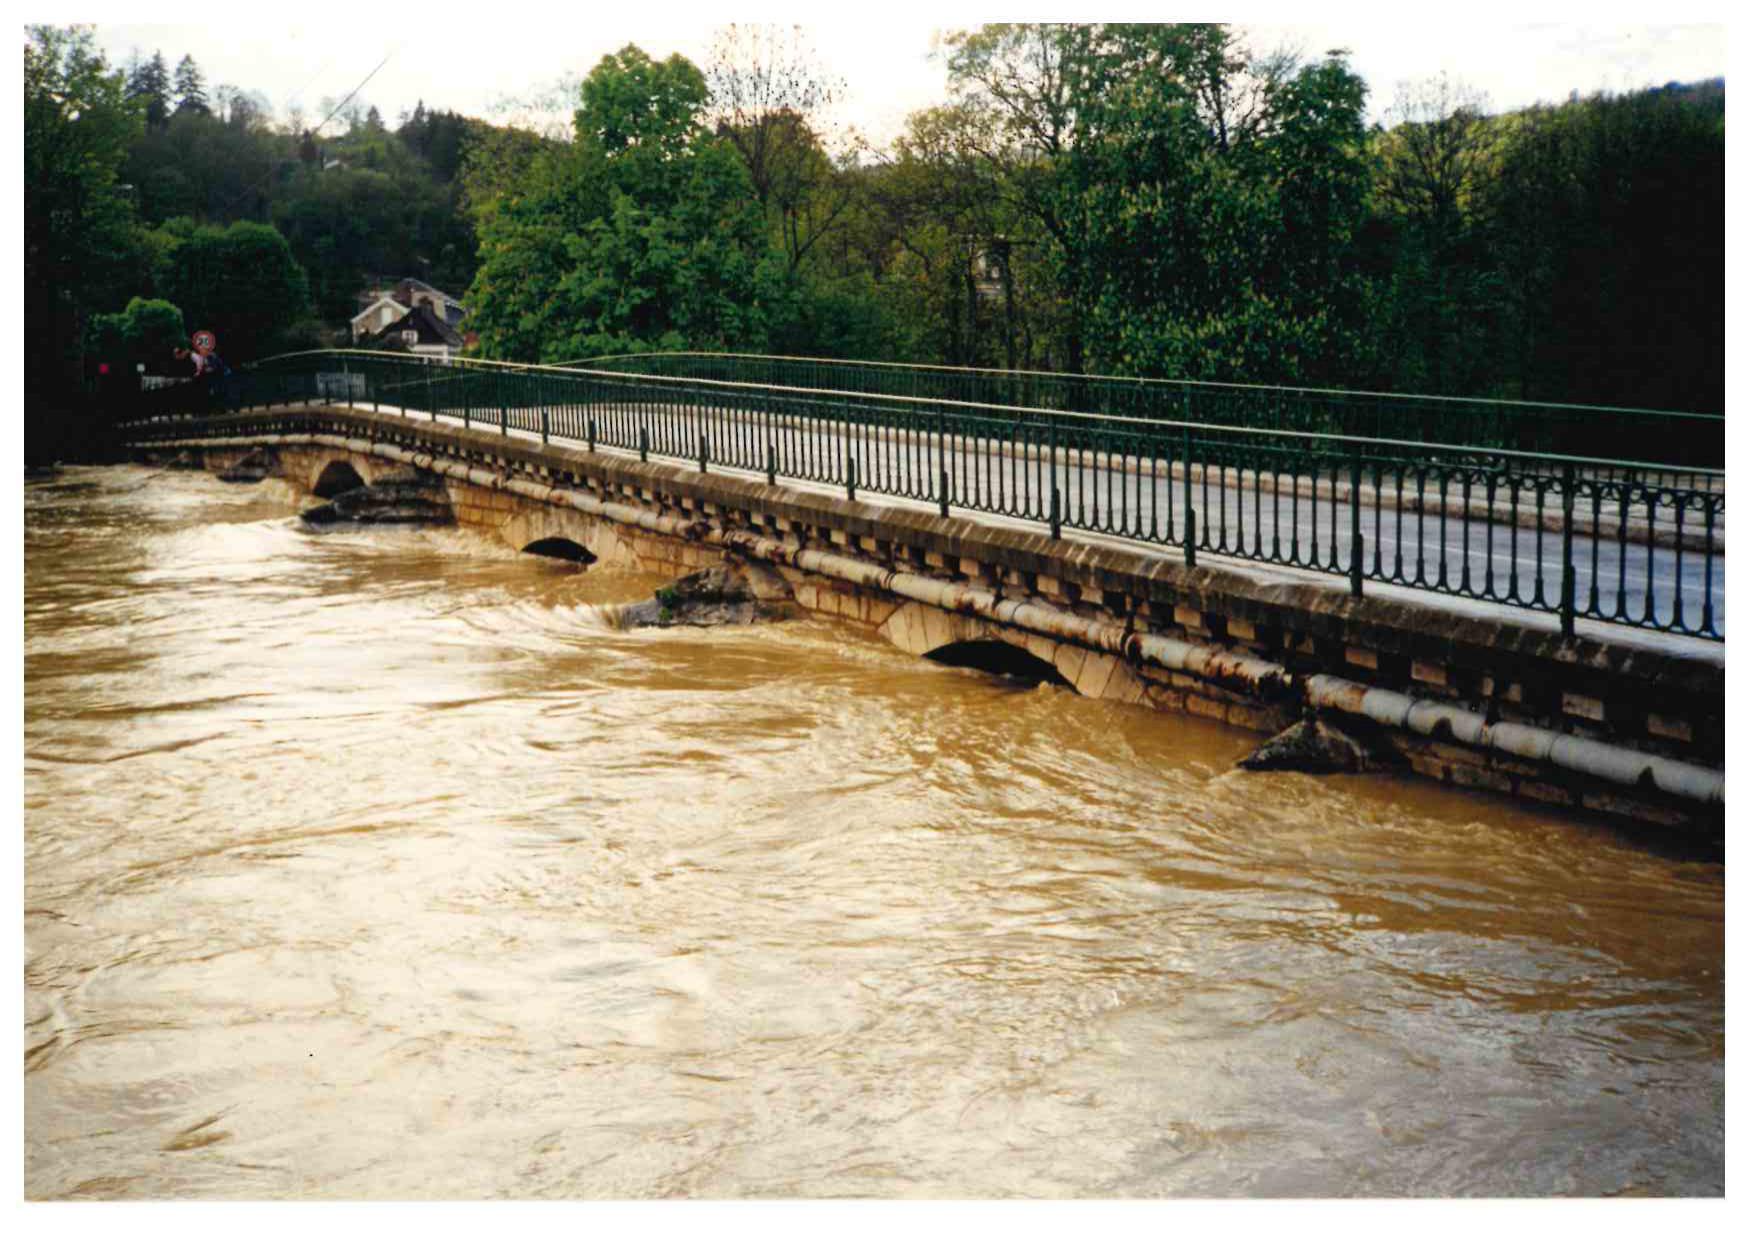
[{"xmin": 23, "ymin": 465, "xmax": 1724, "ymax": 1198}]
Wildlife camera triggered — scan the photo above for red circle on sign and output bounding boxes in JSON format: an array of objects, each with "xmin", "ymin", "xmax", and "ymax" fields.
[{"xmin": 192, "ymin": 330, "xmax": 216, "ymax": 355}]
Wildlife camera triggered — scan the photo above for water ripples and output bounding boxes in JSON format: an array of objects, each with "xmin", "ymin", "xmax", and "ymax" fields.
[{"xmin": 23, "ymin": 465, "xmax": 1723, "ymax": 1198}]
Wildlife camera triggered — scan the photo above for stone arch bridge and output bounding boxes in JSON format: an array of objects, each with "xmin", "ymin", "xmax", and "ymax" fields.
[{"xmin": 135, "ymin": 405, "xmax": 1723, "ymax": 839}]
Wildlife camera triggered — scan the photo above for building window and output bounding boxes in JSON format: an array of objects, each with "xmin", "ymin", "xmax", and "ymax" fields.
[{"xmin": 402, "ymin": 329, "xmax": 419, "ymax": 346}]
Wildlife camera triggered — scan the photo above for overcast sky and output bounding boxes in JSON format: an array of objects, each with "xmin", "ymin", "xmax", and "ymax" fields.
[{"xmin": 62, "ymin": 2, "xmax": 1732, "ymax": 147}]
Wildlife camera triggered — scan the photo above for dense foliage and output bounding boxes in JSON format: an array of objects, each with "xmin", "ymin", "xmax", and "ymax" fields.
[
  {"xmin": 87, "ymin": 297, "xmax": 187, "ymax": 373},
  {"xmin": 155, "ymin": 220, "xmax": 312, "ymax": 362},
  {"xmin": 25, "ymin": 26, "xmax": 144, "ymax": 398},
  {"xmin": 25, "ymin": 21, "xmax": 1726, "ymax": 429},
  {"xmin": 467, "ymin": 47, "xmax": 778, "ymax": 361}
]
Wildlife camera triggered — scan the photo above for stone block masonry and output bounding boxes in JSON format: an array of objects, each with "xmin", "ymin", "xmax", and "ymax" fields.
[{"xmin": 139, "ymin": 407, "xmax": 1725, "ymax": 841}]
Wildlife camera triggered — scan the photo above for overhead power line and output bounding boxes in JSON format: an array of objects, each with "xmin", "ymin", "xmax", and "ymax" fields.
[
  {"xmin": 284, "ymin": 55, "xmax": 336, "ymax": 115},
  {"xmin": 219, "ymin": 47, "xmax": 397, "ymax": 217},
  {"xmin": 307, "ymin": 50, "xmax": 395, "ymax": 138}
]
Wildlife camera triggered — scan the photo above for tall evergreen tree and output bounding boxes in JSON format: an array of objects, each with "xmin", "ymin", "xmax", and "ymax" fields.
[
  {"xmin": 173, "ymin": 53, "xmax": 209, "ymax": 114},
  {"xmin": 127, "ymin": 49, "xmax": 171, "ymax": 128}
]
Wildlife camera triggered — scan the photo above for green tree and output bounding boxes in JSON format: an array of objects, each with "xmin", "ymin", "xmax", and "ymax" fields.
[
  {"xmin": 457, "ymin": 121, "xmax": 559, "ymax": 219},
  {"xmin": 87, "ymin": 296, "xmax": 187, "ymax": 372},
  {"xmin": 126, "ymin": 49, "xmax": 171, "ymax": 128},
  {"xmin": 158, "ymin": 220, "xmax": 311, "ymax": 361},
  {"xmin": 173, "ymin": 54, "xmax": 209, "ymax": 115},
  {"xmin": 1372, "ymin": 75, "xmax": 1501, "ymax": 394},
  {"xmin": 942, "ymin": 23, "xmax": 1376, "ymax": 385},
  {"xmin": 24, "ymin": 25, "xmax": 146, "ymax": 399},
  {"xmin": 273, "ymin": 169, "xmax": 414, "ymax": 318},
  {"xmin": 706, "ymin": 24, "xmax": 854, "ymax": 275},
  {"xmin": 1484, "ymin": 84, "xmax": 1723, "ymax": 415},
  {"xmin": 942, "ymin": 23, "xmax": 1093, "ymax": 369},
  {"xmin": 125, "ymin": 105, "xmax": 283, "ymax": 224},
  {"xmin": 575, "ymin": 45, "xmax": 708, "ymax": 159},
  {"xmin": 467, "ymin": 45, "xmax": 775, "ymax": 361},
  {"xmin": 863, "ymin": 104, "xmax": 1007, "ymax": 366},
  {"xmin": 270, "ymin": 110, "xmax": 482, "ymax": 313}
]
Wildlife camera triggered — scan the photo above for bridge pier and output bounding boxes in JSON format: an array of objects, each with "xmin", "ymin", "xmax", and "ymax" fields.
[{"xmin": 132, "ymin": 406, "xmax": 1724, "ymax": 842}]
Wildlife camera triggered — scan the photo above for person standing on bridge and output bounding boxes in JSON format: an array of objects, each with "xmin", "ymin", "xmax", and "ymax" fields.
[{"xmin": 176, "ymin": 330, "xmax": 235, "ymax": 413}]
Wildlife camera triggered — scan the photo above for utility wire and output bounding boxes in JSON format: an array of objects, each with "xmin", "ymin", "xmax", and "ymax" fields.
[
  {"xmin": 305, "ymin": 49, "xmax": 395, "ymax": 139},
  {"xmin": 218, "ymin": 47, "xmax": 397, "ymax": 217},
  {"xmin": 284, "ymin": 54, "xmax": 337, "ymax": 115}
]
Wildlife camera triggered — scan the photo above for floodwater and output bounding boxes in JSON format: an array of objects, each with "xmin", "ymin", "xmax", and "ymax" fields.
[{"xmin": 23, "ymin": 465, "xmax": 1724, "ymax": 1198}]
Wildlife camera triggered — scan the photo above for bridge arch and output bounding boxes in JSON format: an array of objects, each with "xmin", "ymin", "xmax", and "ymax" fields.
[
  {"xmin": 521, "ymin": 537, "xmax": 597, "ymax": 565},
  {"xmin": 499, "ymin": 509, "xmax": 630, "ymax": 569},
  {"xmin": 311, "ymin": 458, "xmax": 368, "ymax": 498},
  {"xmin": 877, "ymin": 601, "xmax": 1147, "ymax": 703},
  {"xmin": 926, "ymin": 639, "xmax": 1072, "ymax": 688}
]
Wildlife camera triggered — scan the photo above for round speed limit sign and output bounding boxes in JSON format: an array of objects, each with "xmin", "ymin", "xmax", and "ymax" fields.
[{"xmin": 192, "ymin": 330, "xmax": 217, "ymax": 355}]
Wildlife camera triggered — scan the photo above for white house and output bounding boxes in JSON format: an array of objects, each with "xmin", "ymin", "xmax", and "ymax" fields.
[
  {"xmin": 350, "ymin": 294, "xmax": 410, "ymax": 341},
  {"xmin": 360, "ymin": 303, "xmax": 467, "ymax": 361},
  {"xmin": 350, "ymin": 278, "xmax": 469, "ymax": 345}
]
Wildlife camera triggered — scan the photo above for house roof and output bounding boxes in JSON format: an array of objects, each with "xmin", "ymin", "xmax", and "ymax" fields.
[
  {"xmin": 366, "ymin": 303, "xmax": 464, "ymax": 350},
  {"xmin": 350, "ymin": 294, "xmax": 410, "ymax": 330},
  {"xmin": 354, "ymin": 277, "xmax": 468, "ymax": 316},
  {"xmin": 397, "ymin": 276, "xmax": 465, "ymax": 306}
]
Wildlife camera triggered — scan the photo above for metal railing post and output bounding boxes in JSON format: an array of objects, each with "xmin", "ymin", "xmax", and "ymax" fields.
[
  {"xmin": 699, "ymin": 432, "xmax": 709, "ymax": 474},
  {"xmin": 1182, "ymin": 425, "xmax": 1196, "ymax": 568},
  {"xmin": 1560, "ymin": 460, "xmax": 1577, "ymax": 637},
  {"xmin": 847, "ymin": 454, "xmax": 857, "ymax": 501},
  {"xmin": 935, "ymin": 407, "xmax": 947, "ymax": 516},
  {"xmin": 1350, "ymin": 441, "xmax": 1364, "ymax": 597},
  {"xmin": 1702, "ymin": 499, "xmax": 1717, "ymax": 637},
  {"xmin": 1049, "ymin": 416, "xmax": 1061, "ymax": 538}
]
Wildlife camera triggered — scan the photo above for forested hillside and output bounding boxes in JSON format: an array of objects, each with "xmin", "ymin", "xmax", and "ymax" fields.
[{"xmin": 25, "ymin": 22, "xmax": 1724, "ymax": 428}]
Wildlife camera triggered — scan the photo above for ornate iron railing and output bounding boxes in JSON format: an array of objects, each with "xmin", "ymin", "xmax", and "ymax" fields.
[{"xmin": 120, "ymin": 350, "xmax": 1725, "ymax": 641}]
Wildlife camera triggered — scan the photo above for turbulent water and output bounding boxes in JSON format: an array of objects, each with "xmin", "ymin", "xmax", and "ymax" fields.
[{"xmin": 23, "ymin": 465, "xmax": 1724, "ymax": 1199}]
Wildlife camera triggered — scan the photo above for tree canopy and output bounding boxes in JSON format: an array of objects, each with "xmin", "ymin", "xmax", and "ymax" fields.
[
  {"xmin": 24, "ymin": 21, "xmax": 1726, "ymax": 422},
  {"xmin": 466, "ymin": 45, "xmax": 777, "ymax": 361},
  {"xmin": 157, "ymin": 220, "xmax": 312, "ymax": 361},
  {"xmin": 25, "ymin": 25, "xmax": 145, "ymax": 396}
]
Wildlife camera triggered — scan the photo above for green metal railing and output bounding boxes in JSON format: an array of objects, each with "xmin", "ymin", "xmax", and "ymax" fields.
[
  {"xmin": 569, "ymin": 351, "xmax": 1725, "ymax": 481},
  {"xmin": 121, "ymin": 350, "xmax": 1726, "ymax": 641}
]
